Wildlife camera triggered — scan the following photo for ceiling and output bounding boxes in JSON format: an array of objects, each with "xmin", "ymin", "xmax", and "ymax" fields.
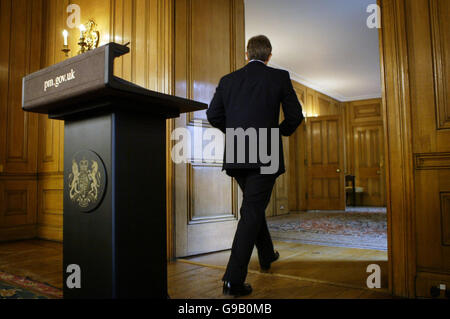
[{"xmin": 244, "ymin": 0, "xmax": 382, "ymax": 102}]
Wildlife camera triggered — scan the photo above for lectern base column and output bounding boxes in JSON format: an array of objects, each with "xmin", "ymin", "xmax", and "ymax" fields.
[{"xmin": 63, "ymin": 111, "xmax": 167, "ymax": 299}]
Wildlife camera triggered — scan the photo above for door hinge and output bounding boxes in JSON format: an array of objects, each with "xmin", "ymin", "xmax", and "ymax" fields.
[{"xmin": 305, "ymin": 192, "xmax": 308, "ymax": 199}]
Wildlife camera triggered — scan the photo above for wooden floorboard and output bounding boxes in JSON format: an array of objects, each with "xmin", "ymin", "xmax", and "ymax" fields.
[
  {"xmin": 0, "ymin": 239, "xmax": 392, "ymax": 299},
  {"xmin": 183, "ymin": 240, "xmax": 389, "ymax": 291},
  {"xmin": 0, "ymin": 239, "xmax": 63, "ymax": 289}
]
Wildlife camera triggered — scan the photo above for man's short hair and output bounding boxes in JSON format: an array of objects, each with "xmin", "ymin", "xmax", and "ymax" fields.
[{"xmin": 247, "ymin": 35, "xmax": 272, "ymax": 62}]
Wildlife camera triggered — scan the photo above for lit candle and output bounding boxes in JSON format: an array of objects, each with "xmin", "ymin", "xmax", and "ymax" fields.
[
  {"xmin": 63, "ymin": 29, "xmax": 68, "ymax": 46},
  {"xmin": 79, "ymin": 24, "xmax": 86, "ymax": 38}
]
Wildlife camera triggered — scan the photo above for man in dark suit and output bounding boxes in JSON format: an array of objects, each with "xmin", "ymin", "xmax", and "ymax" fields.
[{"xmin": 207, "ymin": 35, "xmax": 304, "ymax": 297}]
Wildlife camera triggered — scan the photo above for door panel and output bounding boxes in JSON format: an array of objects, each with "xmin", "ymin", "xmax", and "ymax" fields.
[
  {"xmin": 188, "ymin": 163, "xmax": 238, "ymax": 222},
  {"xmin": 306, "ymin": 116, "xmax": 345, "ymax": 210}
]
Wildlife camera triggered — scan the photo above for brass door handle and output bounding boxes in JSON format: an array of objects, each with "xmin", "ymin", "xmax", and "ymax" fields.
[
  {"xmin": 336, "ymin": 169, "xmax": 341, "ymax": 173},
  {"xmin": 377, "ymin": 170, "xmax": 381, "ymax": 175}
]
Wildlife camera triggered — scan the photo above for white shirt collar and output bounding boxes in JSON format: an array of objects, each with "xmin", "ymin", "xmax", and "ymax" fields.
[{"xmin": 249, "ymin": 59, "xmax": 266, "ymax": 64}]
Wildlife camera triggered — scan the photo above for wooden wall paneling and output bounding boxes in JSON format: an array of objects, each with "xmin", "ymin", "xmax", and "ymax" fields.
[
  {"xmin": 37, "ymin": 115, "xmax": 60, "ymax": 173},
  {"xmin": 405, "ymin": 0, "xmax": 450, "ymax": 298},
  {"xmin": 270, "ymin": 133, "xmax": 289, "ymax": 216},
  {"xmin": 429, "ymin": 0, "xmax": 450, "ymax": 130},
  {"xmin": 111, "ymin": 0, "xmax": 175, "ymax": 257},
  {"xmin": 36, "ymin": 0, "xmax": 69, "ymax": 241},
  {"xmin": 415, "ymin": 271, "xmax": 450, "ymax": 298},
  {"xmin": 269, "ymin": 107, "xmax": 290, "ymax": 217},
  {"xmin": 440, "ymin": 191, "xmax": 450, "ymax": 246},
  {"xmin": 349, "ymin": 99, "xmax": 382, "ymax": 123},
  {"xmin": 112, "ymin": 0, "xmax": 133, "ymax": 80},
  {"xmin": 408, "ymin": 0, "xmax": 450, "ymax": 154},
  {"xmin": 0, "ymin": 179, "xmax": 37, "ymax": 240},
  {"xmin": 3, "ymin": 0, "xmax": 34, "ymax": 173},
  {"xmin": 0, "ymin": 0, "xmax": 43, "ymax": 241},
  {"xmin": 415, "ymin": 152, "xmax": 450, "ymax": 170},
  {"xmin": 316, "ymin": 92, "xmax": 340, "ymax": 116},
  {"xmin": 0, "ymin": 0, "xmax": 175, "ymax": 243},
  {"xmin": 35, "ymin": 0, "xmax": 175, "ymax": 244},
  {"xmin": 111, "ymin": 0, "xmax": 125, "ymax": 77},
  {"xmin": 306, "ymin": 87, "xmax": 316, "ymax": 117},
  {"xmin": 289, "ymin": 81, "xmax": 307, "ymax": 211},
  {"xmin": 37, "ymin": 175, "xmax": 62, "ymax": 241},
  {"xmin": 108, "ymin": 0, "xmax": 176, "ymax": 256},
  {"xmin": 0, "ymin": 0, "xmax": 9, "ymax": 176},
  {"xmin": 414, "ymin": 168, "xmax": 450, "ymax": 299},
  {"xmin": 38, "ymin": 0, "xmax": 67, "ymax": 175},
  {"xmin": 0, "ymin": 0, "xmax": 41, "ymax": 175},
  {"xmin": 414, "ymin": 170, "xmax": 450, "ymax": 269}
]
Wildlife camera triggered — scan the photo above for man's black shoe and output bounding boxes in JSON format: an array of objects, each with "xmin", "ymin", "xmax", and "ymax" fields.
[
  {"xmin": 260, "ymin": 251, "xmax": 280, "ymax": 271},
  {"xmin": 222, "ymin": 281, "xmax": 253, "ymax": 297}
]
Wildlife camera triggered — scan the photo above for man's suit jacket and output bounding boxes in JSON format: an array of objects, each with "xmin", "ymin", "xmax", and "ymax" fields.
[{"xmin": 206, "ymin": 61, "xmax": 304, "ymax": 176}]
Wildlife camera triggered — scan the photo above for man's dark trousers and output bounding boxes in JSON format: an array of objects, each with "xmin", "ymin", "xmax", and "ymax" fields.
[{"xmin": 222, "ymin": 170, "xmax": 277, "ymax": 284}]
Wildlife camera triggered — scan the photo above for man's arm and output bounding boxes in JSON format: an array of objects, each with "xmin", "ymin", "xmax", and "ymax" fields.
[
  {"xmin": 206, "ymin": 78, "xmax": 226, "ymax": 133},
  {"xmin": 279, "ymin": 71, "xmax": 304, "ymax": 136}
]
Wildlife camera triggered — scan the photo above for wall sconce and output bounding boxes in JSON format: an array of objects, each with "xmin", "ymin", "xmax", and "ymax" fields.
[
  {"xmin": 61, "ymin": 19, "xmax": 100, "ymax": 58},
  {"xmin": 302, "ymin": 111, "xmax": 319, "ymax": 123}
]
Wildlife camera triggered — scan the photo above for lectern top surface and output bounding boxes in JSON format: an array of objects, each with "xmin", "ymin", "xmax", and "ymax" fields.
[{"xmin": 22, "ymin": 42, "xmax": 207, "ymax": 120}]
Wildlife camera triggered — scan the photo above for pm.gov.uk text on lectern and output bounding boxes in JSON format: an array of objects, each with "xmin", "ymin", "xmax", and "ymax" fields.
[{"xmin": 22, "ymin": 42, "xmax": 207, "ymax": 299}]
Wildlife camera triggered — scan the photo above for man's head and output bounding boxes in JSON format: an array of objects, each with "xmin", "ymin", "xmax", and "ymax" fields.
[{"xmin": 246, "ymin": 35, "xmax": 272, "ymax": 64}]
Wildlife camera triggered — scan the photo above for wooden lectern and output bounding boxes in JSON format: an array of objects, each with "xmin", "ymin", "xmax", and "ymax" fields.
[{"xmin": 22, "ymin": 43, "xmax": 207, "ymax": 299}]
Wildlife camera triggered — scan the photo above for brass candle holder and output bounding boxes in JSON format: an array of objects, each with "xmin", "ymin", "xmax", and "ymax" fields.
[
  {"xmin": 62, "ymin": 45, "xmax": 71, "ymax": 57},
  {"xmin": 61, "ymin": 19, "xmax": 100, "ymax": 57}
]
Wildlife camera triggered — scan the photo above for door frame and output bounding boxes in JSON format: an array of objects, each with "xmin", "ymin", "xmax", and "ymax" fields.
[
  {"xmin": 166, "ymin": 0, "xmax": 417, "ymax": 298},
  {"xmin": 378, "ymin": 0, "xmax": 416, "ymax": 297}
]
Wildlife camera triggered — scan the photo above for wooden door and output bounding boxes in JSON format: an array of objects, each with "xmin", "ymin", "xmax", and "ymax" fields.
[
  {"xmin": 352, "ymin": 124, "xmax": 386, "ymax": 206},
  {"xmin": 174, "ymin": 0, "xmax": 245, "ymax": 257},
  {"xmin": 306, "ymin": 115, "xmax": 345, "ymax": 210}
]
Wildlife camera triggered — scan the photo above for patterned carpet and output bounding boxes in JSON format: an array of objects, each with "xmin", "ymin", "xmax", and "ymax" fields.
[
  {"xmin": 267, "ymin": 211, "xmax": 387, "ymax": 250},
  {"xmin": 0, "ymin": 271, "xmax": 62, "ymax": 299}
]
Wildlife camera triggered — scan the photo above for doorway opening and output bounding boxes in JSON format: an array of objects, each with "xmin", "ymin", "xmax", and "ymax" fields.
[{"xmin": 180, "ymin": 0, "xmax": 388, "ymax": 293}]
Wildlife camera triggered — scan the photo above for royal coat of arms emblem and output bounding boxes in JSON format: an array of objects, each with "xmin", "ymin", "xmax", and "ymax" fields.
[{"xmin": 67, "ymin": 150, "xmax": 106, "ymax": 212}]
